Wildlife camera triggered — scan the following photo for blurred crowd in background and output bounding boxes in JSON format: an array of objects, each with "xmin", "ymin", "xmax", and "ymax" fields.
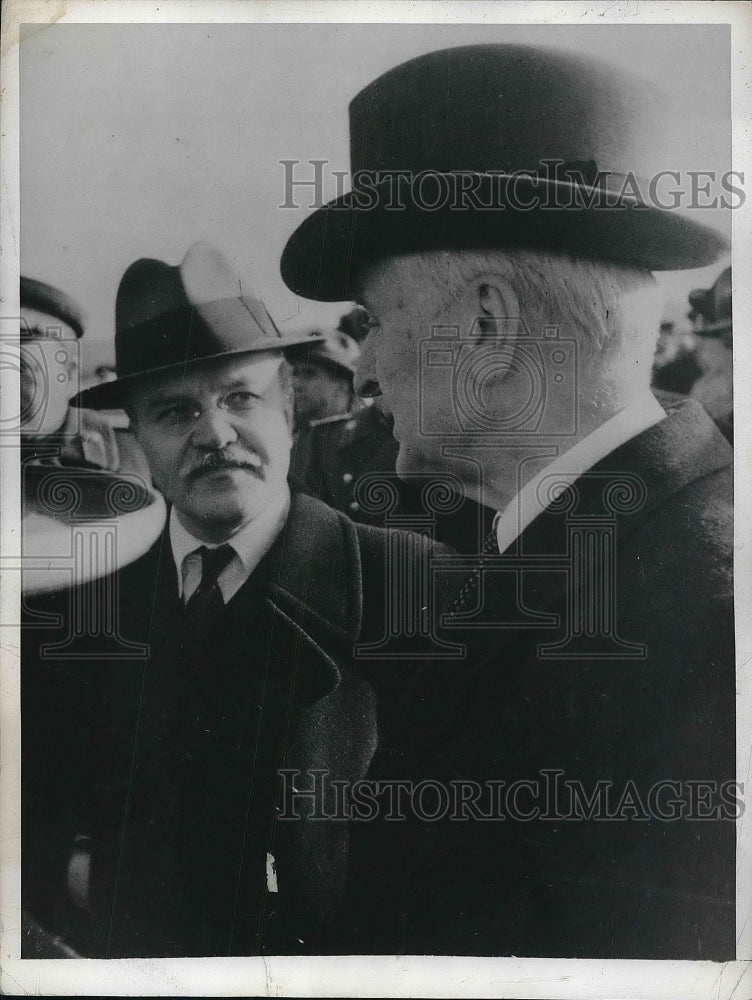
[{"xmin": 652, "ymin": 266, "xmax": 733, "ymax": 445}]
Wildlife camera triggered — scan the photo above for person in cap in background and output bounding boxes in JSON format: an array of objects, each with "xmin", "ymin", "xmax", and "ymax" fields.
[
  {"xmin": 688, "ymin": 266, "xmax": 733, "ymax": 443},
  {"xmin": 20, "ymin": 276, "xmax": 163, "ymax": 594},
  {"xmin": 282, "ymin": 44, "xmax": 735, "ymax": 959},
  {"xmin": 289, "ymin": 327, "xmax": 365, "ymax": 504},
  {"xmin": 292, "ymin": 328, "xmax": 362, "ymax": 429},
  {"xmin": 336, "ymin": 304, "xmax": 372, "ymax": 345},
  {"xmin": 21, "ymin": 241, "xmax": 448, "ymax": 958},
  {"xmin": 289, "ymin": 327, "xmax": 410, "ymax": 527},
  {"xmin": 650, "ymin": 319, "xmax": 702, "ymax": 397}
]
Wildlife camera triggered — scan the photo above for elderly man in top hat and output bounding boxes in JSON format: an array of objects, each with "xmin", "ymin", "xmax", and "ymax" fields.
[
  {"xmin": 21, "ymin": 241, "xmax": 447, "ymax": 958},
  {"xmin": 281, "ymin": 45, "xmax": 735, "ymax": 959}
]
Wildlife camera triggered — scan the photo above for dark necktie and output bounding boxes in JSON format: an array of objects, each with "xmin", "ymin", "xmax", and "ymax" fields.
[
  {"xmin": 130, "ymin": 542, "xmax": 237, "ymax": 954},
  {"xmin": 171, "ymin": 543, "xmax": 237, "ymax": 749},
  {"xmin": 184, "ymin": 544, "xmax": 235, "ymax": 636},
  {"xmin": 450, "ymin": 526, "xmax": 500, "ymax": 616}
]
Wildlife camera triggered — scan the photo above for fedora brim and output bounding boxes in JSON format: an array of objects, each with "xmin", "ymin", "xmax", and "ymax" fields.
[
  {"xmin": 72, "ymin": 333, "xmax": 324, "ymax": 410},
  {"xmin": 23, "ymin": 463, "xmax": 157, "ymax": 519},
  {"xmin": 281, "ymin": 174, "xmax": 730, "ymax": 302}
]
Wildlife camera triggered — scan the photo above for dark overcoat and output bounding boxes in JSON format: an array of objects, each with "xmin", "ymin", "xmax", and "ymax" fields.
[
  {"xmin": 346, "ymin": 397, "xmax": 736, "ymax": 960},
  {"xmin": 22, "ymin": 492, "xmax": 443, "ymax": 957}
]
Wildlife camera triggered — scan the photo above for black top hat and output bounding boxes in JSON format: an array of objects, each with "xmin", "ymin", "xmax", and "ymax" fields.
[
  {"xmin": 689, "ymin": 267, "xmax": 732, "ymax": 338},
  {"xmin": 281, "ymin": 44, "xmax": 729, "ymax": 302},
  {"xmin": 21, "ymin": 276, "xmax": 85, "ymax": 338},
  {"xmin": 73, "ymin": 242, "xmax": 321, "ymax": 409}
]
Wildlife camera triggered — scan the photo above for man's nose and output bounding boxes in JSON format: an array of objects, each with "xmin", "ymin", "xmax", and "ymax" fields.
[
  {"xmin": 354, "ymin": 335, "xmax": 381, "ymax": 398},
  {"xmin": 189, "ymin": 408, "xmax": 238, "ymax": 450}
]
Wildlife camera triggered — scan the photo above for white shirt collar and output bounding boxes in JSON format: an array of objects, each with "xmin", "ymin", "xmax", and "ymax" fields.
[
  {"xmin": 169, "ymin": 483, "xmax": 290, "ymax": 604},
  {"xmin": 495, "ymin": 394, "xmax": 666, "ymax": 554}
]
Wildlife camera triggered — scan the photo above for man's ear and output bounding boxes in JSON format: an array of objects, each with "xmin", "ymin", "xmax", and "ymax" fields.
[{"xmin": 469, "ymin": 276, "xmax": 520, "ymax": 343}]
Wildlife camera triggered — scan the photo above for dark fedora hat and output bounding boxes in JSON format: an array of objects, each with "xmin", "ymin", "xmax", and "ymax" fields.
[
  {"xmin": 74, "ymin": 241, "xmax": 322, "ymax": 409},
  {"xmin": 281, "ymin": 43, "xmax": 729, "ymax": 302}
]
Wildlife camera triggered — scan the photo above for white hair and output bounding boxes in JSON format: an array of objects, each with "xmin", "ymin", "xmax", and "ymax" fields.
[{"xmin": 400, "ymin": 247, "xmax": 663, "ymax": 403}]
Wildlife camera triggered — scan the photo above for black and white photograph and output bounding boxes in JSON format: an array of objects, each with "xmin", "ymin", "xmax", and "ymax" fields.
[{"xmin": 1, "ymin": 2, "xmax": 751, "ymax": 996}]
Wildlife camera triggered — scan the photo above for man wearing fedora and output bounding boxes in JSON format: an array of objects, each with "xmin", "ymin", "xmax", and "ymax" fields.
[
  {"xmin": 281, "ymin": 45, "xmax": 735, "ymax": 959},
  {"xmin": 21, "ymin": 241, "xmax": 447, "ymax": 957}
]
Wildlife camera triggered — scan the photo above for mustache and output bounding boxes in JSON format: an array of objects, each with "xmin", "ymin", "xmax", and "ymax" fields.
[{"xmin": 185, "ymin": 448, "xmax": 265, "ymax": 481}]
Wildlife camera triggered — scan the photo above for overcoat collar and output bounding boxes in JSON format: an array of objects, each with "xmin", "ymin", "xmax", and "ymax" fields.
[
  {"xmin": 255, "ymin": 491, "xmax": 363, "ymax": 644},
  {"xmin": 509, "ymin": 396, "xmax": 732, "ymax": 561},
  {"xmin": 132, "ymin": 492, "xmax": 363, "ymax": 701},
  {"xmin": 590, "ymin": 396, "xmax": 732, "ymax": 524},
  {"xmin": 240, "ymin": 492, "xmax": 365, "ymax": 703},
  {"xmin": 142, "ymin": 492, "xmax": 363, "ymax": 637}
]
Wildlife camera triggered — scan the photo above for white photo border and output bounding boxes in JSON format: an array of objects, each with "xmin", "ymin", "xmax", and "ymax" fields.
[{"xmin": 1, "ymin": 2, "xmax": 750, "ymax": 997}]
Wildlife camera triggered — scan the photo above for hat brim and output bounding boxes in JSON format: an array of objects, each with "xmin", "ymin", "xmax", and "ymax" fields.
[
  {"xmin": 23, "ymin": 463, "xmax": 156, "ymax": 520},
  {"xmin": 72, "ymin": 333, "xmax": 324, "ymax": 409},
  {"xmin": 281, "ymin": 174, "xmax": 730, "ymax": 302}
]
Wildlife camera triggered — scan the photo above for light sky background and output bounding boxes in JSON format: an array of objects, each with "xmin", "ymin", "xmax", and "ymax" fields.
[{"xmin": 20, "ymin": 22, "xmax": 731, "ymax": 375}]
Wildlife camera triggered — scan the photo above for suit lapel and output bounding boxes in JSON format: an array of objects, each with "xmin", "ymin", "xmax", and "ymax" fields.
[
  {"xmin": 459, "ymin": 398, "xmax": 733, "ymax": 664},
  {"xmin": 123, "ymin": 495, "xmax": 363, "ymax": 704},
  {"xmin": 553, "ymin": 396, "xmax": 732, "ymax": 546},
  {"xmin": 510, "ymin": 397, "xmax": 731, "ymax": 562}
]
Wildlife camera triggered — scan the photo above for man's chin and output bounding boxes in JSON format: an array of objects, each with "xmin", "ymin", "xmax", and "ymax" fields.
[
  {"xmin": 181, "ymin": 478, "xmax": 270, "ymax": 519},
  {"xmin": 183, "ymin": 497, "xmax": 270, "ymax": 537}
]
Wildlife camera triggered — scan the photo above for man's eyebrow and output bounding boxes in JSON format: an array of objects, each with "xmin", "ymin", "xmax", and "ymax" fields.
[{"xmin": 223, "ymin": 378, "xmax": 259, "ymax": 391}]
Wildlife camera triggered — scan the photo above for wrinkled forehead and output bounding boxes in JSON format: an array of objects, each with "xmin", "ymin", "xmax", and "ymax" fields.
[{"xmin": 129, "ymin": 351, "xmax": 286, "ymax": 405}]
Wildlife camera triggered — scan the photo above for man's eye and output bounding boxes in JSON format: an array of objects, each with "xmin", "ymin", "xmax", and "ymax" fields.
[
  {"xmin": 157, "ymin": 404, "xmax": 196, "ymax": 426},
  {"xmin": 225, "ymin": 391, "xmax": 259, "ymax": 410}
]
